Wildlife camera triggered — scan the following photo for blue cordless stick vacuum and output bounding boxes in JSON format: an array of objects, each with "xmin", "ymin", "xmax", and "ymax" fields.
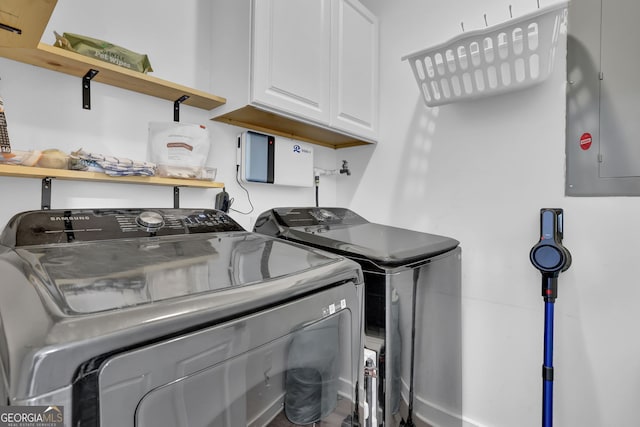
[{"xmin": 529, "ymin": 208, "xmax": 572, "ymax": 427}]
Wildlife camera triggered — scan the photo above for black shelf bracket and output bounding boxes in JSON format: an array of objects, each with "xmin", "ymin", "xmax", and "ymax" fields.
[
  {"xmin": 41, "ymin": 178, "xmax": 52, "ymax": 210},
  {"xmin": 40, "ymin": 180, "xmax": 186, "ymax": 211},
  {"xmin": 173, "ymin": 186, "xmax": 180, "ymax": 208},
  {"xmin": 82, "ymin": 69, "xmax": 100, "ymax": 110},
  {"xmin": 173, "ymin": 95, "xmax": 190, "ymax": 122},
  {"xmin": 0, "ymin": 22, "xmax": 22, "ymax": 35}
]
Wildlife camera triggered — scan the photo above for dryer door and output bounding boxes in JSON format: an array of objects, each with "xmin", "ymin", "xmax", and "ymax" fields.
[{"xmin": 92, "ymin": 282, "xmax": 360, "ymax": 427}]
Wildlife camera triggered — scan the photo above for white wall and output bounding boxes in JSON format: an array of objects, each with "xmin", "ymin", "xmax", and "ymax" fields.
[
  {"xmin": 0, "ymin": 0, "xmax": 340, "ymax": 230},
  {"xmin": 343, "ymin": 0, "xmax": 640, "ymax": 426}
]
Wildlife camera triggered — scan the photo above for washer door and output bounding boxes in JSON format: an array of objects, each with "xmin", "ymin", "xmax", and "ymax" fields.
[
  {"xmin": 95, "ymin": 283, "xmax": 360, "ymax": 427},
  {"xmin": 135, "ymin": 316, "xmax": 342, "ymax": 427}
]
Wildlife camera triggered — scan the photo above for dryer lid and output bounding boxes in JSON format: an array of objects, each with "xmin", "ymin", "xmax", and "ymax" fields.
[
  {"xmin": 285, "ymin": 223, "xmax": 459, "ymax": 267},
  {"xmin": 258, "ymin": 207, "xmax": 460, "ymax": 268}
]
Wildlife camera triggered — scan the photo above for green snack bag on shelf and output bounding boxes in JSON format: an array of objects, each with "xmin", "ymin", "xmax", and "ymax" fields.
[{"xmin": 54, "ymin": 31, "xmax": 153, "ymax": 74}]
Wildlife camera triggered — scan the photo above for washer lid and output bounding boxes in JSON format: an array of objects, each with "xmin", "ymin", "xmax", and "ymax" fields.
[
  {"xmin": 261, "ymin": 207, "xmax": 459, "ymax": 267},
  {"xmin": 0, "ymin": 208, "xmax": 350, "ymax": 315},
  {"xmin": 14, "ymin": 232, "xmax": 345, "ymax": 315}
]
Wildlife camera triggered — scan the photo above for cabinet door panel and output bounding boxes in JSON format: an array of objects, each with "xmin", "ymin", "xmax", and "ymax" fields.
[
  {"xmin": 331, "ymin": 0, "xmax": 378, "ymax": 140},
  {"xmin": 252, "ymin": 0, "xmax": 331, "ymax": 123},
  {"xmin": 599, "ymin": 0, "xmax": 640, "ymax": 178}
]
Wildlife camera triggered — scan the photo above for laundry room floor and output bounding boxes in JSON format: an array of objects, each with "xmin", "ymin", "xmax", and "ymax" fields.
[{"xmin": 268, "ymin": 397, "xmax": 353, "ymax": 426}]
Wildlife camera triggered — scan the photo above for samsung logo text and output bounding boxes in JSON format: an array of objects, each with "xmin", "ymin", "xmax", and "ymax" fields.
[{"xmin": 50, "ymin": 216, "xmax": 91, "ymax": 221}]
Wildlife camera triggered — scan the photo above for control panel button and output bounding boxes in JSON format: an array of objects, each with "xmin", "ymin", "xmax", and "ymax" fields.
[{"xmin": 136, "ymin": 211, "xmax": 165, "ymax": 232}]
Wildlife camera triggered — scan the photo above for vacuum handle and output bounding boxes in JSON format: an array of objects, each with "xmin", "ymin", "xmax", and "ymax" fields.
[
  {"xmin": 530, "ymin": 209, "xmax": 572, "ymax": 301},
  {"xmin": 530, "ymin": 209, "xmax": 572, "ymax": 276}
]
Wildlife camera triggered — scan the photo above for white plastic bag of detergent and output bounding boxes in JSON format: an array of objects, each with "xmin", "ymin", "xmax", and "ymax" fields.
[{"xmin": 148, "ymin": 122, "xmax": 210, "ymax": 178}]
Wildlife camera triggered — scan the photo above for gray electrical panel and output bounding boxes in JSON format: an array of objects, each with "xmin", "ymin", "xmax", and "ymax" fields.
[{"xmin": 566, "ymin": 0, "xmax": 640, "ymax": 196}]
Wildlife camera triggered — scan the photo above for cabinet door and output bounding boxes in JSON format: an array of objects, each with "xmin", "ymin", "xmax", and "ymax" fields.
[
  {"xmin": 565, "ymin": 0, "xmax": 640, "ymax": 195},
  {"xmin": 252, "ymin": 0, "xmax": 332, "ymax": 124},
  {"xmin": 330, "ymin": 0, "xmax": 378, "ymax": 140},
  {"xmin": 598, "ymin": 0, "xmax": 640, "ymax": 178}
]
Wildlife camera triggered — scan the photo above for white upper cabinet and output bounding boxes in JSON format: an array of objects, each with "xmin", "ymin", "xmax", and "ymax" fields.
[
  {"xmin": 330, "ymin": 0, "xmax": 378, "ymax": 140},
  {"xmin": 210, "ymin": 0, "xmax": 378, "ymax": 149},
  {"xmin": 252, "ymin": 0, "xmax": 332, "ymax": 124}
]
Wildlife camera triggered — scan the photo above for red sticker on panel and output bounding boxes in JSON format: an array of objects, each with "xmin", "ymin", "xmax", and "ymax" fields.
[{"xmin": 579, "ymin": 133, "xmax": 592, "ymax": 150}]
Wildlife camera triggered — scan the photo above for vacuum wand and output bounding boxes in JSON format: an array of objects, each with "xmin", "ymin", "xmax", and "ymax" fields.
[{"xmin": 529, "ymin": 208, "xmax": 571, "ymax": 427}]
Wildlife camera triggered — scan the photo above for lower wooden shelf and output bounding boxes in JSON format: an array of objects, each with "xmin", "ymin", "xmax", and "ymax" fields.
[
  {"xmin": 0, "ymin": 163, "xmax": 224, "ymax": 210},
  {"xmin": 0, "ymin": 164, "xmax": 224, "ymax": 188}
]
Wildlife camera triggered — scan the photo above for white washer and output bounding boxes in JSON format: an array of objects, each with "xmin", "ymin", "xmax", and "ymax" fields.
[{"xmin": 0, "ymin": 208, "xmax": 364, "ymax": 427}]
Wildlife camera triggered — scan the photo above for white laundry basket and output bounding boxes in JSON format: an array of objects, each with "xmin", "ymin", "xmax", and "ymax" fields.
[{"xmin": 402, "ymin": 2, "xmax": 568, "ymax": 107}]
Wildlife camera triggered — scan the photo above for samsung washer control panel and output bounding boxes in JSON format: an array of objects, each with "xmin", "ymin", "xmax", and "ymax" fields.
[{"xmin": 1, "ymin": 209, "xmax": 245, "ymax": 247}]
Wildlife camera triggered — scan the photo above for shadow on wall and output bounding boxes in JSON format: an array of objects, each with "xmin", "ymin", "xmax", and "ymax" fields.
[
  {"xmin": 389, "ymin": 96, "xmax": 441, "ymax": 232},
  {"xmin": 391, "ymin": 65, "xmax": 569, "ymax": 229}
]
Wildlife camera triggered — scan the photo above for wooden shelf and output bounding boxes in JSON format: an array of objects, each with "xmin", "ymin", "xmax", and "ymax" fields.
[
  {"xmin": 0, "ymin": 0, "xmax": 56, "ymax": 49},
  {"xmin": 0, "ymin": 164, "xmax": 224, "ymax": 189},
  {"xmin": 0, "ymin": 0, "xmax": 225, "ymax": 110},
  {"xmin": 0, "ymin": 43, "xmax": 226, "ymax": 110},
  {"xmin": 212, "ymin": 106, "xmax": 373, "ymax": 149}
]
